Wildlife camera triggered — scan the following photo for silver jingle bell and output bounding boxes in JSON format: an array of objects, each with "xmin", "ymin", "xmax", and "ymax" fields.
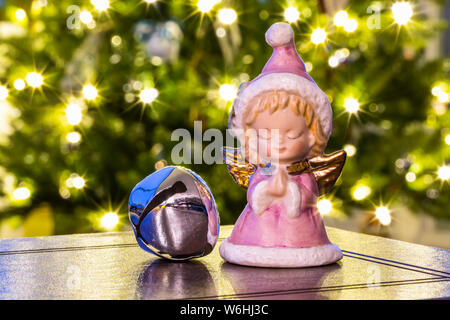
[{"xmin": 129, "ymin": 166, "xmax": 220, "ymax": 261}]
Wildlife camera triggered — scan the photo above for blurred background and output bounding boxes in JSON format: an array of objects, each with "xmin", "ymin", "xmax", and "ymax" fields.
[{"xmin": 0, "ymin": 0, "xmax": 449, "ymax": 248}]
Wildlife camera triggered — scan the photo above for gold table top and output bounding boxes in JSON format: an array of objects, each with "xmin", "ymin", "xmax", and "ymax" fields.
[{"xmin": 0, "ymin": 225, "xmax": 448, "ymax": 299}]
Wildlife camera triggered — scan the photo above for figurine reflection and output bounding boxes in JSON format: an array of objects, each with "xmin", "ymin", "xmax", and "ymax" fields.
[
  {"xmin": 136, "ymin": 260, "xmax": 217, "ymax": 299},
  {"xmin": 221, "ymin": 262, "xmax": 342, "ymax": 299}
]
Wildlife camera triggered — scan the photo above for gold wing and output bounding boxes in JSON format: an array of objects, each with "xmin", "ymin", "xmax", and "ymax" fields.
[
  {"xmin": 222, "ymin": 147, "xmax": 256, "ymax": 189},
  {"xmin": 309, "ymin": 150, "xmax": 347, "ymax": 196}
]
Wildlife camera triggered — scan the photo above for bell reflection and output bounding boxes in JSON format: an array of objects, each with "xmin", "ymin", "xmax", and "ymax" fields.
[
  {"xmin": 136, "ymin": 260, "xmax": 217, "ymax": 299},
  {"xmin": 221, "ymin": 262, "xmax": 342, "ymax": 299}
]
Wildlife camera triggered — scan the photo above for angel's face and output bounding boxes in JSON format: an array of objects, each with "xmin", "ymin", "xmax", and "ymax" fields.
[{"xmin": 247, "ymin": 106, "xmax": 316, "ymax": 165}]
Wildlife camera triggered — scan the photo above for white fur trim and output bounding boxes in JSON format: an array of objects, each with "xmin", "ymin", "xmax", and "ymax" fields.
[
  {"xmin": 233, "ymin": 73, "xmax": 332, "ymax": 139},
  {"xmin": 265, "ymin": 22, "xmax": 293, "ymax": 48},
  {"xmin": 220, "ymin": 239, "xmax": 343, "ymax": 268},
  {"xmin": 251, "ymin": 180, "xmax": 301, "ymax": 218}
]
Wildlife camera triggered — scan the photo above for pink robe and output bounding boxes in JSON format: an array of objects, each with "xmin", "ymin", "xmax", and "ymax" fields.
[{"xmin": 228, "ymin": 168, "xmax": 331, "ymax": 248}]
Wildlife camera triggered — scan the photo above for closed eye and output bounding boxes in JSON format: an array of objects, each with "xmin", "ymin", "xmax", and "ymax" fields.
[{"xmin": 287, "ymin": 132, "xmax": 302, "ymax": 139}]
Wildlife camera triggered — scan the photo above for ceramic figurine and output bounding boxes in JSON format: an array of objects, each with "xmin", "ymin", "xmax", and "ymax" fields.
[
  {"xmin": 129, "ymin": 166, "xmax": 219, "ymax": 261},
  {"xmin": 220, "ymin": 22, "xmax": 346, "ymax": 268}
]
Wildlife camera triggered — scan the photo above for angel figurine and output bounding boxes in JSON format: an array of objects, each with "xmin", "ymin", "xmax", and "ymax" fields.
[{"xmin": 219, "ymin": 22, "xmax": 346, "ymax": 268}]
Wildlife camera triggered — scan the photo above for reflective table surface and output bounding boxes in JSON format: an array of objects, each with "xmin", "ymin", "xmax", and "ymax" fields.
[{"xmin": 0, "ymin": 226, "xmax": 448, "ymax": 299}]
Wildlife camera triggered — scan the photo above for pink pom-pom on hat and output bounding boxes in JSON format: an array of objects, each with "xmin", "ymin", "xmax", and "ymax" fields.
[
  {"xmin": 258, "ymin": 22, "xmax": 314, "ymax": 83},
  {"xmin": 229, "ymin": 22, "xmax": 333, "ymax": 140}
]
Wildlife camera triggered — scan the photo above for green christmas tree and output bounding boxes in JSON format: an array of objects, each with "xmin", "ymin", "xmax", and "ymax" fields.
[{"xmin": 0, "ymin": 0, "xmax": 448, "ymax": 237}]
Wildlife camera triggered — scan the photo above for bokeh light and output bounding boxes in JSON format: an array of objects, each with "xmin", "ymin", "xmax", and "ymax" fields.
[
  {"xmin": 15, "ymin": 9, "xmax": 27, "ymax": 22},
  {"xmin": 14, "ymin": 79, "xmax": 26, "ymax": 90},
  {"xmin": 311, "ymin": 28, "xmax": 327, "ymax": 44},
  {"xmin": 353, "ymin": 185, "xmax": 371, "ymax": 200},
  {"xmin": 218, "ymin": 8, "xmax": 237, "ymax": 25},
  {"xmin": 66, "ymin": 174, "xmax": 86, "ymax": 189},
  {"xmin": 405, "ymin": 172, "xmax": 416, "ymax": 182},
  {"xmin": 375, "ymin": 206, "xmax": 392, "ymax": 226},
  {"xmin": 343, "ymin": 144, "xmax": 357, "ymax": 157},
  {"xmin": 431, "ymin": 85, "xmax": 443, "ymax": 96},
  {"xmin": 437, "ymin": 165, "xmax": 450, "ymax": 181},
  {"xmin": 437, "ymin": 92, "xmax": 449, "ymax": 103},
  {"xmin": 445, "ymin": 134, "xmax": 450, "ymax": 145},
  {"xmin": 25, "ymin": 72, "xmax": 44, "ymax": 88},
  {"xmin": 13, "ymin": 187, "xmax": 31, "ymax": 200},
  {"xmin": 0, "ymin": 85, "xmax": 8, "ymax": 100},
  {"xmin": 392, "ymin": 1, "xmax": 413, "ymax": 25},
  {"xmin": 343, "ymin": 18, "xmax": 358, "ymax": 33},
  {"xmin": 80, "ymin": 11, "xmax": 93, "ymax": 24},
  {"xmin": 333, "ymin": 10, "xmax": 348, "ymax": 27},
  {"xmin": 431, "ymin": 84, "xmax": 449, "ymax": 103},
  {"xmin": 91, "ymin": 0, "xmax": 109, "ymax": 11},
  {"xmin": 65, "ymin": 103, "xmax": 83, "ymax": 125},
  {"xmin": 82, "ymin": 85, "xmax": 98, "ymax": 100},
  {"xmin": 197, "ymin": 0, "xmax": 219, "ymax": 13},
  {"xmin": 344, "ymin": 97, "xmax": 360, "ymax": 114},
  {"xmin": 139, "ymin": 88, "xmax": 159, "ymax": 104},
  {"xmin": 284, "ymin": 7, "xmax": 300, "ymax": 23},
  {"xmin": 328, "ymin": 56, "xmax": 339, "ymax": 68},
  {"xmin": 66, "ymin": 132, "xmax": 82, "ymax": 144},
  {"xmin": 317, "ymin": 199, "xmax": 332, "ymax": 215},
  {"xmin": 101, "ymin": 212, "xmax": 119, "ymax": 229},
  {"xmin": 219, "ymin": 84, "xmax": 237, "ymax": 101},
  {"xmin": 73, "ymin": 177, "xmax": 85, "ymax": 189}
]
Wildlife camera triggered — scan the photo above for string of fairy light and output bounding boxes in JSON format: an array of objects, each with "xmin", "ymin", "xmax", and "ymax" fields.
[{"xmin": 0, "ymin": 0, "xmax": 448, "ymax": 231}]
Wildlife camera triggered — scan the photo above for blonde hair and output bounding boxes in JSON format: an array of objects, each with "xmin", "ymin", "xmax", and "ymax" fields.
[{"xmin": 244, "ymin": 90, "xmax": 327, "ymax": 157}]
